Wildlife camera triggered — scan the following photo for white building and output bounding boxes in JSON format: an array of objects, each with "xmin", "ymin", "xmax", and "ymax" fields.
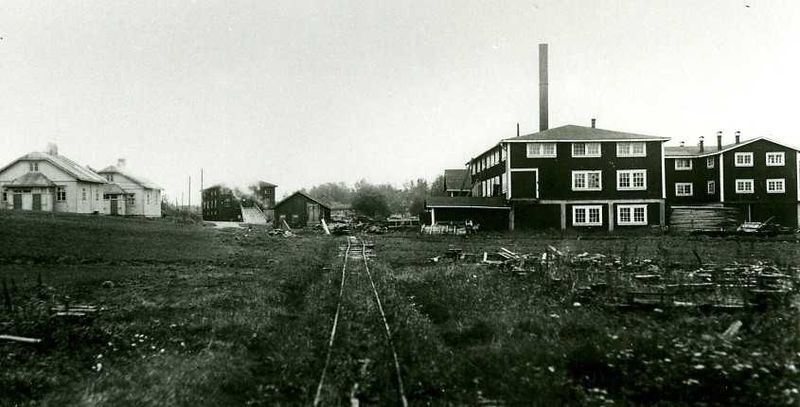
[
  {"xmin": 0, "ymin": 145, "xmax": 108, "ymax": 213},
  {"xmin": 96, "ymin": 159, "xmax": 162, "ymax": 217}
]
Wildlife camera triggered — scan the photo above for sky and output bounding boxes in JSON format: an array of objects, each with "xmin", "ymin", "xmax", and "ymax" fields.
[{"xmin": 1, "ymin": 0, "xmax": 799, "ymax": 204}]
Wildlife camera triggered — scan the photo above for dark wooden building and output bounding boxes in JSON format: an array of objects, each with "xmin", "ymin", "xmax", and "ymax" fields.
[
  {"xmin": 442, "ymin": 169, "xmax": 471, "ymax": 197},
  {"xmin": 201, "ymin": 185, "xmax": 242, "ymax": 222},
  {"xmin": 665, "ymin": 131, "xmax": 800, "ymax": 228},
  {"xmin": 424, "ymin": 196, "xmax": 510, "ymax": 230},
  {"xmin": 274, "ymin": 191, "xmax": 331, "ymax": 228}
]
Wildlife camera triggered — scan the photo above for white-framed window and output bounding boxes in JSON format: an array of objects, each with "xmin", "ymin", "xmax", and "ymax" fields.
[
  {"xmin": 526, "ymin": 142, "xmax": 557, "ymax": 158},
  {"xmin": 616, "ymin": 169, "xmax": 647, "ymax": 191},
  {"xmin": 766, "ymin": 152, "xmax": 785, "ymax": 166},
  {"xmin": 706, "ymin": 157, "xmax": 715, "ymax": 169},
  {"xmin": 573, "ymin": 205, "xmax": 603, "ymax": 226},
  {"xmin": 707, "ymin": 180, "xmax": 716, "ymax": 194},
  {"xmin": 616, "ymin": 142, "xmax": 646, "ymax": 157},
  {"xmin": 734, "ymin": 152, "xmax": 753, "ymax": 167},
  {"xmin": 735, "ymin": 179, "xmax": 754, "ymax": 194},
  {"xmin": 675, "ymin": 182, "xmax": 693, "ymax": 196},
  {"xmin": 674, "ymin": 158, "xmax": 692, "ymax": 170},
  {"xmin": 766, "ymin": 178, "xmax": 785, "ymax": 193},
  {"xmin": 617, "ymin": 204, "xmax": 647, "ymax": 226},
  {"xmin": 572, "ymin": 142, "xmax": 601, "ymax": 158},
  {"xmin": 572, "ymin": 170, "xmax": 602, "ymax": 191},
  {"xmin": 56, "ymin": 187, "xmax": 66, "ymax": 202}
]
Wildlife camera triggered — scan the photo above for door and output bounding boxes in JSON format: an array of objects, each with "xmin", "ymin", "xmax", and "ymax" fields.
[
  {"xmin": 110, "ymin": 198, "xmax": 118, "ymax": 215},
  {"xmin": 32, "ymin": 194, "xmax": 41, "ymax": 211},
  {"xmin": 306, "ymin": 203, "xmax": 319, "ymax": 225},
  {"xmin": 13, "ymin": 194, "xmax": 22, "ymax": 210}
]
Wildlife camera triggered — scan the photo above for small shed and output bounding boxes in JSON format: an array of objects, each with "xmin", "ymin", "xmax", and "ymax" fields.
[
  {"xmin": 424, "ymin": 196, "xmax": 510, "ymax": 231},
  {"xmin": 274, "ymin": 191, "xmax": 331, "ymax": 228}
]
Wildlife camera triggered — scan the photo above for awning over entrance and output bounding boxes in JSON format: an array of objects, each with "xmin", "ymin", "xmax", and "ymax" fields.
[{"xmin": 8, "ymin": 172, "xmax": 56, "ymax": 188}]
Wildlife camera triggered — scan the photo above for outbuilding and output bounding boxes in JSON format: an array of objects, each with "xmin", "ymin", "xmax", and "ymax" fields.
[{"xmin": 274, "ymin": 191, "xmax": 331, "ymax": 228}]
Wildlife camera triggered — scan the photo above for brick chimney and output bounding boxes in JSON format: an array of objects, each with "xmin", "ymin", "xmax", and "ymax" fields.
[
  {"xmin": 716, "ymin": 131, "xmax": 722, "ymax": 150},
  {"xmin": 699, "ymin": 136, "xmax": 704, "ymax": 153},
  {"xmin": 591, "ymin": 118, "xmax": 596, "ymax": 128},
  {"xmin": 46, "ymin": 143, "xmax": 58, "ymax": 156},
  {"xmin": 735, "ymin": 130, "xmax": 741, "ymax": 144},
  {"xmin": 117, "ymin": 158, "xmax": 127, "ymax": 168},
  {"xmin": 680, "ymin": 141, "xmax": 685, "ymax": 148}
]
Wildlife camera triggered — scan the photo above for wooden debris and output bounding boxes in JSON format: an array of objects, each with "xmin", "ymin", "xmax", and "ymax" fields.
[
  {"xmin": 0, "ymin": 334, "xmax": 42, "ymax": 344},
  {"xmin": 721, "ymin": 320, "xmax": 742, "ymax": 340}
]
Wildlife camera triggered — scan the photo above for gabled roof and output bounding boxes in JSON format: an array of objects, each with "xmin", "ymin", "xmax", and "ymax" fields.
[
  {"xmin": 8, "ymin": 172, "xmax": 56, "ymax": 188},
  {"xmin": 104, "ymin": 183, "xmax": 127, "ymax": 195},
  {"xmin": 444, "ymin": 169, "xmax": 470, "ymax": 191},
  {"xmin": 425, "ymin": 196, "xmax": 510, "ymax": 209},
  {"xmin": 664, "ymin": 137, "xmax": 799, "ymax": 158},
  {"xmin": 0, "ymin": 151, "xmax": 107, "ymax": 184},
  {"xmin": 275, "ymin": 191, "xmax": 331, "ymax": 209},
  {"xmin": 503, "ymin": 125, "xmax": 669, "ymax": 143},
  {"xmin": 97, "ymin": 165, "xmax": 161, "ymax": 190}
]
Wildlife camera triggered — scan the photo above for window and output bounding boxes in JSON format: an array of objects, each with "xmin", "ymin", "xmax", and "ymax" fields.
[
  {"xmin": 95, "ymin": 191, "xmax": 99, "ymax": 201},
  {"xmin": 616, "ymin": 142, "xmax": 646, "ymax": 157},
  {"xmin": 766, "ymin": 152, "xmax": 785, "ymax": 166},
  {"xmin": 106, "ymin": 174, "xmax": 114, "ymax": 182},
  {"xmin": 2, "ymin": 192, "xmax": 6, "ymax": 201},
  {"xmin": 707, "ymin": 181, "xmax": 716, "ymax": 194},
  {"xmin": 706, "ymin": 157, "xmax": 715, "ymax": 169},
  {"xmin": 572, "ymin": 143, "xmax": 601, "ymax": 157},
  {"xmin": 127, "ymin": 195, "xmax": 135, "ymax": 205},
  {"xmin": 675, "ymin": 159, "xmax": 692, "ymax": 170},
  {"xmin": 147, "ymin": 192, "xmax": 150, "ymax": 205},
  {"xmin": 766, "ymin": 178, "xmax": 785, "ymax": 193},
  {"xmin": 735, "ymin": 179, "xmax": 754, "ymax": 194},
  {"xmin": 28, "ymin": 162, "xmax": 39, "ymax": 172},
  {"xmin": 675, "ymin": 183, "xmax": 693, "ymax": 196},
  {"xmin": 57, "ymin": 187, "xmax": 66, "ymax": 202},
  {"xmin": 572, "ymin": 170, "xmax": 602, "ymax": 191},
  {"xmin": 616, "ymin": 170, "xmax": 647, "ymax": 191},
  {"xmin": 573, "ymin": 205, "xmax": 603, "ymax": 226},
  {"xmin": 526, "ymin": 143, "xmax": 557, "ymax": 158},
  {"xmin": 81, "ymin": 188, "xmax": 87, "ymax": 201},
  {"xmin": 734, "ymin": 152, "xmax": 753, "ymax": 167},
  {"xmin": 617, "ymin": 205, "xmax": 647, "ymax": 226}
]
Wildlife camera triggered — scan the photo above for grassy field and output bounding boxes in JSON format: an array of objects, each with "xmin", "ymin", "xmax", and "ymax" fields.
[{"xmin": 1, "ymin": 211, "xmax": 799, "ymax": 406}]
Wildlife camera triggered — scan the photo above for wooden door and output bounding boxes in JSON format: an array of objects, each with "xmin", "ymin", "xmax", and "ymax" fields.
[
  {"xmin": 306, "ymin": 203, "xmax": 319, "ymax": 225},
  {"xmin": 110, "ymin": 198, "xmax": 118, "ymax": 215},
  {"xmin": 13, "ymin": 194, "xmax": 22, "ymax": 210},
  {"xmin": 32, "ymin": 194, "xmax": 41, "ymax": 211}
]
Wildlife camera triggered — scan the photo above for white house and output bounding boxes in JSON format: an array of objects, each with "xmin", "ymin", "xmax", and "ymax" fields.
[
  {"xmin": 96, "ymin": 159, "xmax": 162, "ymax": 217},
  {"xmin": 0, "ymin": 145, "xmax": 108, "ymax": 213}
]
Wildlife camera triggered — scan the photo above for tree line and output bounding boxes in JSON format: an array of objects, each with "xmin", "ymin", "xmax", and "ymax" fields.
[{"xmin": 299, "ymin": 176, "xmax": 447, "ymax": 219}]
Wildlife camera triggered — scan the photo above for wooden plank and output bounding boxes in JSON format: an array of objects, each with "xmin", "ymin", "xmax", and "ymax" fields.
[{"xmin": 0, "ymin": 334, "xmax": 41, "ymax": 344}]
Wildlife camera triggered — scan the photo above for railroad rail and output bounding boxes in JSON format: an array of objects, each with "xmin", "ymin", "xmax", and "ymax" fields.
[{"xmin": 313, "ymin": 236, "xmax": 407, "ymax": 407}]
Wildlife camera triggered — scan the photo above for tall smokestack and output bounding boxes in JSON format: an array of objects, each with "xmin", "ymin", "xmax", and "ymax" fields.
[
  {"xmin": 716, "ymin": 131, "xmax": 722, "ymax": 150},
  {"xmin": 539, "ymin": 43, "xmax": 548, "ymax": 132}
]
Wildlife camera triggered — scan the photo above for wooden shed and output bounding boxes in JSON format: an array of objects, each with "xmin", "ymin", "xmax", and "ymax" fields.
[{"xmin": 274, "ymin": 191, "xmax": 331, "ymax": 228}]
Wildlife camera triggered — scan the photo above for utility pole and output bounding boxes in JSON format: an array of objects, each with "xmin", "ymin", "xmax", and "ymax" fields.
[
  {"xmin": 200, "ymin": 169, "xmax": 204, "ymax": 220},
  {"xmin": 188, "ymin": 176, "xmax": 192, "ymax": 209}
]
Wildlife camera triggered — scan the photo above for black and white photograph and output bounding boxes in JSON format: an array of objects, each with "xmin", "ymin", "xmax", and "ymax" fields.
[{"xmin": 1, "ymin": 1, "xmax": 800, "ymax": 405}]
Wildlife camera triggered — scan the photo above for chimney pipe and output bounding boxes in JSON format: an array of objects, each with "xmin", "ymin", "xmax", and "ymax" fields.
[
  {"xmin": 117, "ymin": 158, "xmax": 127, "ymax": 168},
  {"xmin": 680, "ymin": 141, "xmax": 685, "ymax": 148},
  {"xmin": 716, "ymin": 131, "xmax": 722, "ymax": 150},
  {"xmin": 699, "ymin": 136, "xmax": 704, "ymax": 153},
  {"xmin": 735, "ymin": 130, "xmax": 741, "ymax": 144},
  {"xmin": 46, "ymin": 143, "xmax": 58, "ymax": 156},
  {"xmin": 591, "ymin": 118, "xmax": 596, "ymax": 128},
  {"xmin": 516, "ymin": 122, "xmax": 520, "ymax": 137},
  {"xmin": 539, "ymin": 43, "xmax": 548, "ymax": 132}
]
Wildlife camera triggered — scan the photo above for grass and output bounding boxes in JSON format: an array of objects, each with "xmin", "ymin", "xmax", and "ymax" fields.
[{"xmin": 1, "ymin": 211, "xmax": 799, "ymax": 405}]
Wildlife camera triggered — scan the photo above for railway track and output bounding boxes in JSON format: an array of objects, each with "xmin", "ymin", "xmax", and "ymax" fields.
[{"xmin": 313, "ymin": 236, "xmax": 408, "ymax": 407}]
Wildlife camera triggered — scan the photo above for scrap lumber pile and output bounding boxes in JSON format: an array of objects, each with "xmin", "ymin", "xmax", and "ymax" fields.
[
  {"xmin": 421, "ymin": 224, "xmax": 466, "ymax": 235},
  {"xmin": 669, "ymin": 206, "xmax": 741, "ymax": 232}
]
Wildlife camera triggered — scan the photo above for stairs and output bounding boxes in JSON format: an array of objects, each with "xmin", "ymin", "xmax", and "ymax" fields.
[{"xmin": 240, "ymin": 204, "xmax": 268, "ymax": 225}]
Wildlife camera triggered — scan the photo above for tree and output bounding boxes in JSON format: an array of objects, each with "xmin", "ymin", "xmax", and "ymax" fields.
[
  {"xmin": 429, "ymin": 175, "xmax": 447, "ymax": 197},
  {"xmin": 352, "ymin": 183, "xmax": 391, "ymax": 219}
]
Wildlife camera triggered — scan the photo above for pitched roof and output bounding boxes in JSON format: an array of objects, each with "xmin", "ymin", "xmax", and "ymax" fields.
[
  {"xmin": 8, "ymin": 172, "xmax": 56, "ymax": 187},
  {"xmin": 253, "ymin": 181, "xmax": 277, "ymax": 188},
  {"xmin": 104, "ymin": 183, "xmax": 127, "ymax": 195},
  {"xmin": 664, "ymin": 137, "xmax": 799, "ymax": 158},
  {"xmin": 97, "ymin": 165, "xmax": 161, "ymax": 190},
  {"xmin": 425, "ymin": 196, "xmax": 510, "ymax": 209},
  {"xmin": 275, "ymin": 191, "xmax": 331, "ymax": 209},
  {"xmin": 0, "ymin": 151, "xmax": 107, "ymax": 183},
  {"xmin": 444, "ymin": 169, "xmax": 470, "ymax": 191},
  {"xmin": 503, "ymin": 125, "xmax": 669, "ymax": 142}
]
